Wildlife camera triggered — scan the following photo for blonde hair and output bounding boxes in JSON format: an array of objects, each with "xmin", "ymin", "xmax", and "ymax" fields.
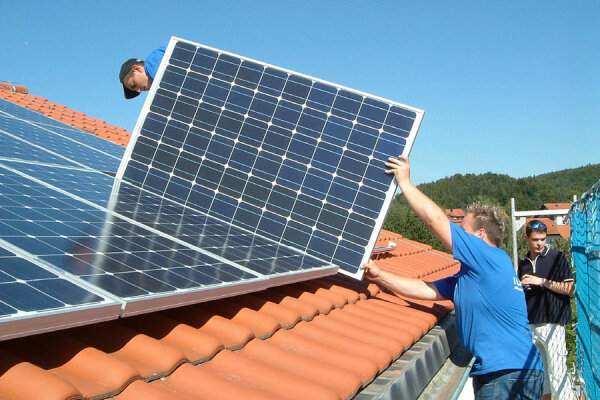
[{"xmin": 465, "ymin": 202, "xmax": 505, "ymax": 246}]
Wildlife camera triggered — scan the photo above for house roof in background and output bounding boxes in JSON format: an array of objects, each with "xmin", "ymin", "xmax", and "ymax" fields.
[
  {"xmin": 542, "ymin": 203, "xmax": 571, "ymax": 210},
  {"xmin": 525, "ymin": 217, "xmax": 571, "ymax": 240},
  {"xmin": 0, "ymin": 84, "xmax": 459, "ymax": 400}
]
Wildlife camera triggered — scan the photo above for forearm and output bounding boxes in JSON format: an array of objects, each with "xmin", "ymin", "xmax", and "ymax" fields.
[
  {"xmin": 542, "ymin": 279, "xmax": 575, "ymax": 296},
  {"xmin": 371, "ymin": 269, "xmax": 442, "ymax": 301}
]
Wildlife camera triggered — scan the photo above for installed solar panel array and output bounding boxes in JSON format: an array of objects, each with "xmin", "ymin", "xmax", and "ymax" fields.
[
  {"xmin": 0, "ymin": 36, "xmax": 422, "ymax": 340},
  {"xmin": 0, "ymin": 102, "xmax": 124, "ymax": 339}
]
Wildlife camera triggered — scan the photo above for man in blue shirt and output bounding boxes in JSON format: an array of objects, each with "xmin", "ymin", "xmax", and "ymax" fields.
[
  {"xmin": 363, "ymin": 155, "xmax": 544, "ymax": 399},
  {"xmin": 119, "ymin": 46, "xmax": 166, "ymax": 99}
]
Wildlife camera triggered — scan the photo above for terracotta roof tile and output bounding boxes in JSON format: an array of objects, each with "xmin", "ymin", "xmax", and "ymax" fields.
[
  {"xmin": 150, "ymin": 362, "xmax": 282, "ymax": 400},
  {"xmin": 67, "ymin": 322, "xmax": 186, "ymax": 380},
  {"xmin": 0, "ymin": 349, "xmax": 82, "ymax": 400},
  {"xmin": 162, "ymin": 305, "xmax": 254, "ymax": 350},
  {"xmin": 327, "ymin": 307, "xmax": 416, "ymax": 352},
  {"xmin": 268, "ymin": 328, "xmax": 379, "ymax": 385},
  {"xmin": 233, "ymin": 293, "xmax": 304, "ymax": 327},
  {"xmin": 309, "ymin": 312, "xmax": 408, "ymax": 359},
  {"xmin": 0, "ymin": 88, "xmax": 463, "ymax": 399},
  {"xmin": 113, "ymin": 380, "xmax": 182, "ymax": 400},
  {"xmin": 200, "ymin": 349, "xmax": 341, "ymax": 400},
  {"xmin": 239, "ymin": 338, "xmax": 362, "ymax": 398},
  {"xmin": 254, "ymin": 289, "xmax": 320, "ymax": 321},
  {"xmin": 269, "ymin": 285, "xmax": 337, "ymax": 314},
  {"xmin": 1, "ymin": 332, "xmax": 139, "ymax": 398},
  {"xmin": 199, "ymin": 299, "xmax": 281, "ymax": 339},
  {"xmin": 555, "ymin": 224, "xmax": 571, "ymax": 240},
  {"xmin": 119, "ymin": 313, "xmax": 224, "ymax": 363},
  {"xmin": 292, "ymin": 319, "xmax": 393, "ymax": 371},
  {"xmin": 0, "ymin": 86, "xmax": 131, "ymax": 147}
]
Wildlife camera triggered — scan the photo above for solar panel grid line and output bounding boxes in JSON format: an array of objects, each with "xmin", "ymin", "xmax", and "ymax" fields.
[
  {"xmin": 0, "ymin": 238, "xmax": 122, "ymax": 305},
  {"xmin": 1, "ymin": 96, "xmax": 335, "ymax": 340},
  {"xmin": 0, "ymin": 105, "xmax": 125, "ymax": 159},
  {"xmin": 2, "ymin": 164, "xmax": 319, "ymax": 318},
  {"xmin": 106, "ymin": 180, "xmax": 333, "ymax": 279},
  {"xmin": 116, "ymin": 39, "xmax": 418, "ymax": 278},
  {"xmin": 0, "ymin": 127, "xmax": 80, "ymax": 168},
  {"xmin": 0, "ymin": 36, "xmax": 423, "ymax": 341},
  {"xmin": 4, "ymin": 161, "xmax": 332, "ymax": 293},
  {"xmin": 105, "ymin": 182, "xmax": 265, "ymax": 278},
  {"xmin": 0, "ymin": 109, "xmax": 123, "ymax": 172},
  {"xmin": 0, "ymin": 102, "xmax": 125, "ymax": 161},
  {"xmin": 117, "ymin": 37, "xmax": 423, "ymax": 278},
  {"xmin": 0, "ymin": 99, "xmax": 68, "ymax": 130},
  {"xmin": 1, "ymin": 163, "xmax": 268, "ymax": 282},
  {"xmin": 0, "ymin": 161, "xmax": 118, "ymax": 208},
  {"xmin": 0, "ymin": 240, "xmax": 123, "ymax": 341}
]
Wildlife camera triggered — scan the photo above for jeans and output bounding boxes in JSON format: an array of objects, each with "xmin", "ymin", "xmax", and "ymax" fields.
[{"xmin": 473, "ymin": 369, "xmax": 544, "ymax": 400}]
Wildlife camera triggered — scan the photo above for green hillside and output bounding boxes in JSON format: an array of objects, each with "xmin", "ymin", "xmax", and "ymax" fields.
[
  {"xmin": 416, "ymin": 163, "xmax": 600, "ymax": 210},
  {"xmin": 383, "ymin": 163, "xmax": 600, "ymax": 251}
]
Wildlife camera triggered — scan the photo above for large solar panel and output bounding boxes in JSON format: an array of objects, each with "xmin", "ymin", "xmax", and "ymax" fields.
[{"xmin": 117, "ymin": 37, "xmax": 423, "ymax": 278}]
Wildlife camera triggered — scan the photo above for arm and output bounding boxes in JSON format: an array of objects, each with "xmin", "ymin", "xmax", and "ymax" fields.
[
  {"xmin": 385, "ymin": 156, "xmax": 452, "ymax": 250},
  {"xmin": 362, "ymin": 260, "xmax": 445, "ymax": 301},
  {"xmin": 521, "ymin": 274, "xmax": 575, "ymax": 296}
]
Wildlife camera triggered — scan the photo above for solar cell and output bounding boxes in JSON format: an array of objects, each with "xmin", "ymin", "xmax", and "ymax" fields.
[{"xmin": 118, "ymin": 37, "xmax": 423, "ymax": 278}]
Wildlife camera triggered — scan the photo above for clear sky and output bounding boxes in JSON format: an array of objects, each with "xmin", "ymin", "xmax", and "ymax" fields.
[{"xmin": 1, "ymin": 1, "xmax": 598, "ymax": 185}]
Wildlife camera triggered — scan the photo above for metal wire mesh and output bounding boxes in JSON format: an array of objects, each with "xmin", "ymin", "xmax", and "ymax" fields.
[{"xmin": 571, "ymin": 179, "xmax": 600, "ymax": 400}]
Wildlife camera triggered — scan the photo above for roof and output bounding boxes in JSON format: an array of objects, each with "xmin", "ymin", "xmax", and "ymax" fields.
[
  {"xmin": 0, "ymin": 85, "xmax": 460, "ymax": 400},
  {"xmin": 444, "ymin": 208, "xmax": 465, "ymax": 223},
  {"xmin": 542, "ymin": 202, "xmax": 571, "ymax": 210},
  {"xmin": 525, "ymin": 217, "xmax": 571, "ymax": 240}
]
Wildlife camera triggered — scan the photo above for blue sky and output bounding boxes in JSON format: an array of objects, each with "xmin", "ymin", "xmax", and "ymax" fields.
[{"xmin": 1, "ymin": 1, "xmax": 598, "ymax": 186}]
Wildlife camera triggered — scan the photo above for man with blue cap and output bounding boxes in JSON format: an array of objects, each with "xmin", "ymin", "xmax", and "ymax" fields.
[{"xmin": 119, "ymin": 46, "xmax": 166, "ymax": 99}]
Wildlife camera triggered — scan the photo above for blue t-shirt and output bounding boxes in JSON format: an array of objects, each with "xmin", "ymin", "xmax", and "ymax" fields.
[
  {"xmin": 144, "ymin": 46, "xmax": 166, "ymax": 81},
  {"xmin": 435, "ymin": 222, "xmax": 543, "ymax": 376}
]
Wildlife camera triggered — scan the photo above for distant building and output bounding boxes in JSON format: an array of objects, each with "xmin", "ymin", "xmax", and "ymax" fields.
[
  {"xmin": 445, "ymin": 208, "xmax": 465, "ymax": 224},
  {"xmin": 541, "ymin": 203, "xmax": 571, "ymax": 225},
  {"xmin": 525, "ymin": 217, "xmax": 570, "ymax": 243}
]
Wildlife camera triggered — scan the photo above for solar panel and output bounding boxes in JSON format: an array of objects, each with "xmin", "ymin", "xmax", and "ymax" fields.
[
  {"xmin": 0, "ymin": 37, "xmax": 422, "ymax": 340},
  {"xmin": 0, "ymin": 161, "xmax": 333, "ymax": 317},
  {"xmin": 0, "ymin": 101, "xmax": 126, "ymax": 338},
  {"xmin": 0, "ymin": 240, "xmax": 121, "ymax": 340},
  {"xmin": 117, "ymin": 37, "xmax": 423, "ymax": 278},
  {"xmin": 0, "ymin": 99, "xmax": 124, "ymax": 172}
]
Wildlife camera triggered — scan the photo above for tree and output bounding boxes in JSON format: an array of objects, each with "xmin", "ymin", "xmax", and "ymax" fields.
[{"xmin": 383, "ymin": 202, "xmax": 446, "ymax": 251}]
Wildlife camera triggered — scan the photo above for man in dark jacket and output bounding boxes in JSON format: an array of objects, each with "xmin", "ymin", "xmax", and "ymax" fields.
[{"xmin": 519, "ymin": 219, "xmax": 575, "ymax": 400}]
